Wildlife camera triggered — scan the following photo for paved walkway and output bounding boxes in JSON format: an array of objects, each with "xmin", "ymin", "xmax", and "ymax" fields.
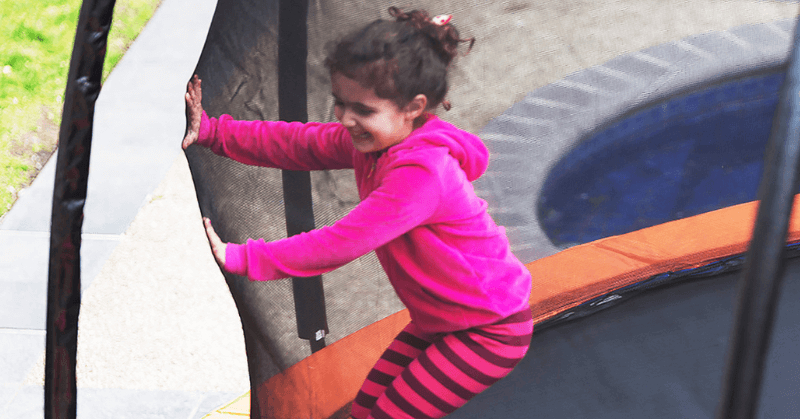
[
  {"xmin": 1, "ymin": 0, "xmax": 798, "ymax": 418},
  {"xmin": 0, "ymin": 1, "xmax": 249, "ymax": 417}
]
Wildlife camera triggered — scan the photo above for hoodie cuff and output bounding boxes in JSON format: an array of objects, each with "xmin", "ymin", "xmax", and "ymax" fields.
[{"xmin": 224, "ymin": 242, "xmax": 248, "ymax": 277}]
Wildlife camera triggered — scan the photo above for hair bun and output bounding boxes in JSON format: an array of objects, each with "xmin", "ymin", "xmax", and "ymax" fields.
[{"xmin": 387, "ymin": 7, "xmax": 474, "ymax": 66}]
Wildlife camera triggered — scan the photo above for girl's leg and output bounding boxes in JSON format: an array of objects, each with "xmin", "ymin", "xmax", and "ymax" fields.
[
  {"xmin": 351, "ymin": 322, "xmax": 434, "ymax": 419},
  {"xmin": 369, "ymin": 309, "xmax": 533, "ymax": 419}
]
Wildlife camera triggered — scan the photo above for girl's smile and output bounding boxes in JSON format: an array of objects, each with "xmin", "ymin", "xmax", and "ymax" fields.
[{"xmin": 331, "ymin": 72, "xmax": 426, "ymax": 153}]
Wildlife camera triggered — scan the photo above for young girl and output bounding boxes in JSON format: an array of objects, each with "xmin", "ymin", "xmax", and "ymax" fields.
[{"xmin": 183, "ymin": 7, "xmax": 532, "ymax": 419}]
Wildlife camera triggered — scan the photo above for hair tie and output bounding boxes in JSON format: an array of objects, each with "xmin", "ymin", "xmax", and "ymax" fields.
[{"xmin": 432, "ymin": 14, "xmax": 452, "ymax": 26}]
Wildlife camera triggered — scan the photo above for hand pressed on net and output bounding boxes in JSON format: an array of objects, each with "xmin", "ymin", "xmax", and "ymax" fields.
[
  {"xmin": 183, "ymin": 75, "xmax": 204, "ymax": 149},
  {"xmin": 203, "ymin": 217, "xmax": 227, "ymax": 267}
]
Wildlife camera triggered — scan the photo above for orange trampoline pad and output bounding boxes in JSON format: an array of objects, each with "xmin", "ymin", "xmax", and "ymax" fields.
[{"xmin": 530, "ymin": 195, "xmax": 800, "ymax": 323}]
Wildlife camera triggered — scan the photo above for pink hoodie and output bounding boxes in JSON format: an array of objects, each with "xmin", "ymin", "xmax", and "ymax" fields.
[{"xmin": 197, "ymin": 111, "xmax": 532, "ymax": 334}]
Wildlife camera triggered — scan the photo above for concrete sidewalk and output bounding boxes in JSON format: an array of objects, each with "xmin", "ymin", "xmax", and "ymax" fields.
[
  {"xmin": 0, "ymin": 0, "xmax": 249, "ymax": 417},
  {"xmin": 1, "ymin": 0, "xmax": 799, "ymax": 418}
]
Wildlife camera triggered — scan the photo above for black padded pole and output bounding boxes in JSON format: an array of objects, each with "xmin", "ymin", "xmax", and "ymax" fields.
[
  {"xmin": 715, "ymin": 14, "xmax": 800, "ymax": 419},
  {"xmin": 45, "ymin": 1, "xmax": 115, "ymax": 418},
  {"xmin": 278, "ymin": 0, "xmax": 329, "ymax": 353}
]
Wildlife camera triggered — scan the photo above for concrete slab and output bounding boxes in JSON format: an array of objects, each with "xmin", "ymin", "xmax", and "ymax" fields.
[
  {"xmin": 0, "ymin": 232, "xmax": 120, "ymax": 329},
  {"xmin": 0, "ymin": 333, "xmax": 44, "ymax": 385},
  {"xmin": 0, "ymin": 232, "xmax": 49, "ymax": 284},
  {"xmin": 0, "ymin": 282, "xmax": 46, "ymax": 330},
  {"xmin": 76, "ymin": 388, "xmax": 199, "ymax": 419},
  {"xmin": 2, "ymin": 385, "xmax": 42, "ymax": 419},
  {"xmin": 0, "ymin": 385, "xmax": 18, "ymax": 416},
  {"xmin": 0, "ymin": 231, "xmax": 119, "ymax": 286}
]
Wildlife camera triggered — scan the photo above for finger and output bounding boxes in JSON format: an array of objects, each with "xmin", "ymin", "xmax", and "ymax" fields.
[
  {"xmin": 187, "ymin": 80, "xmax": 202, "ymax": 109},
  {"xmin": 203, "ymin": 216, "xmax": 213, "ymax": 231},
  {"xmin": 196, "ymin": 77, "xmax": 202, "ymax": 101},
  {"xmin": 204, "ymin": 218, "xmax": 220, "ymax": 243},
  {"xmin": 187, "ymin": 77, "xmax": 196, "ymax": 96},
  {"xmin": 190, "ymin": 75, "xmax": 200, "ymax": 90},
  {"xmin": 203, "ymin": 218, "xmax": 227, "ymax": 266}
]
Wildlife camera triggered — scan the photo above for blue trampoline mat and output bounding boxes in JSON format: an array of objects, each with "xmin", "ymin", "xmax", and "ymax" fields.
[{"xmin": 538, "ymin": 71, "xmax": 786, "ymax": 246}]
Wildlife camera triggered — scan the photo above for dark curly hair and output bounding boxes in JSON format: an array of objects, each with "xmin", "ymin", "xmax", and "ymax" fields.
[{"xmin": 325, "ymin": 7, "xmax": 474, "ymax": 112}]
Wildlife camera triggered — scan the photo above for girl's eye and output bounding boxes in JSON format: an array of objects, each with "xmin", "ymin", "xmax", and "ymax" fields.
[
  {"xmin": 333, "ymin": 97, "xmax": 374, "ymax": 116},
  {"xmin": 354, "ymin": 107, "xmax": 374, "ymax": 116}
]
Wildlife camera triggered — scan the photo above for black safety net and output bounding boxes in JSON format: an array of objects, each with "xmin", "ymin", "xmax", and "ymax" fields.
[
  {"xmin": 177, "ymin": 0, "xmax": 800, "ymax": 417},
  {"xmin": 182, "ymin": 0, "xmax": 536, "ymax": 389}
]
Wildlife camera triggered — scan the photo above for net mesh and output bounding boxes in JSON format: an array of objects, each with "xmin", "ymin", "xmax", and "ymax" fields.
[{"xmin": 181, "ymin": 0, "xmax": 799, "ymax": 414}]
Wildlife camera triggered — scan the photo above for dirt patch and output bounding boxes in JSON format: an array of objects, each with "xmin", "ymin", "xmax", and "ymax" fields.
[{"xmin": 8, "ymin": 107, "xmax": 59, "ymax": 197}]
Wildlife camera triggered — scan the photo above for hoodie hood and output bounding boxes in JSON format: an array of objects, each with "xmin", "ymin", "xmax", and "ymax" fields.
[{"xmin": 390, "ymin": 115, "xmax": 489, "ymax": 182}]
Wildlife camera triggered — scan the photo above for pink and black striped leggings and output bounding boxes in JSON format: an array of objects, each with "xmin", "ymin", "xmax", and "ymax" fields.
[{"xmin": 351, "ymin": 309, "xmax": 533, "ymax": 419}]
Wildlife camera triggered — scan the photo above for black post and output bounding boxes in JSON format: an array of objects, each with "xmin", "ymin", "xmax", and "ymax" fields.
[
  {"xmin": 715, "ymin": 14, "xmax": 800, "ymax": 419},
  {"xmin": 278, "ymin": 0, "xmax": 329, "ymax": 353},
  {"xmin": 45, "ymin": 0, "xmax": 116, "ymax": 418}
]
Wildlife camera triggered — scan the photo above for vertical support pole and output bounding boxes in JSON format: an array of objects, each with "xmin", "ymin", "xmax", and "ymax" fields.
[
  {"xmin": 278, "ymin": 0, "xmax": 329, "ymax": 353},
  {"xmin": 45, "ymin": 1, "xmax": 116, "ymax": 418},
  {"xmin": 715, "ymin": 14, "xmax": 800, "ymax": 419}
]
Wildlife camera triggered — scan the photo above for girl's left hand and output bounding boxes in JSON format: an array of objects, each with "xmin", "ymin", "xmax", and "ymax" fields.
[
  {"xmin": 203, "ymin": 217, "xmax": 227, "ymax": 267},
  {"xmin": 183, "ymin": 75, "xmax": 204, "ymax": 149}
]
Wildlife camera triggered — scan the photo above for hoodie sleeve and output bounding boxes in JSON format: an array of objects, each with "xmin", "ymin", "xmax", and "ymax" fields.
[
  {"xmin": 223, "ymin": 160, "xmax": 442, "ymax": 280},
  {"xmin": 197, "ymin": 111, "xmax": 355, "ymax": 170}
]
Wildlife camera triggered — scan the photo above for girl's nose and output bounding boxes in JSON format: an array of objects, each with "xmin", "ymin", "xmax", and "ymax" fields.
[{"xmin": 339, "ymin": 108, "xmax": 357, "ymax": 127}]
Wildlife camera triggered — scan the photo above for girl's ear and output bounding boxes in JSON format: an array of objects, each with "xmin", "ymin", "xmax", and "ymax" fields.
[{"xmin": 404, "ymin": 94, "xmax": 428, "ymax": 121}]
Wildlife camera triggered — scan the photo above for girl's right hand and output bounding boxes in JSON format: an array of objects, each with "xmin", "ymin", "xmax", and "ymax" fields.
[
  {"xmin": 203, "ymin": 217, "xmax": 228, "ymax": 267},
  {"xmin": 182, "ymin": 75, "xmax": 203, "ymax": 149}
]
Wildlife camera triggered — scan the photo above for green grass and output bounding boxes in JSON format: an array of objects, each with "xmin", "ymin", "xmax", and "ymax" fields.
[{"xmin": 0, "ymin": 0, "xmax": 162, "ymax": 216}]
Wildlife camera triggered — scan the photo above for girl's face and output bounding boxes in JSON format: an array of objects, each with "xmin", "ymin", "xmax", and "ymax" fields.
[{"xmin": 331, "ymin": 72, "xmax": 425, "ymax": 154}]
